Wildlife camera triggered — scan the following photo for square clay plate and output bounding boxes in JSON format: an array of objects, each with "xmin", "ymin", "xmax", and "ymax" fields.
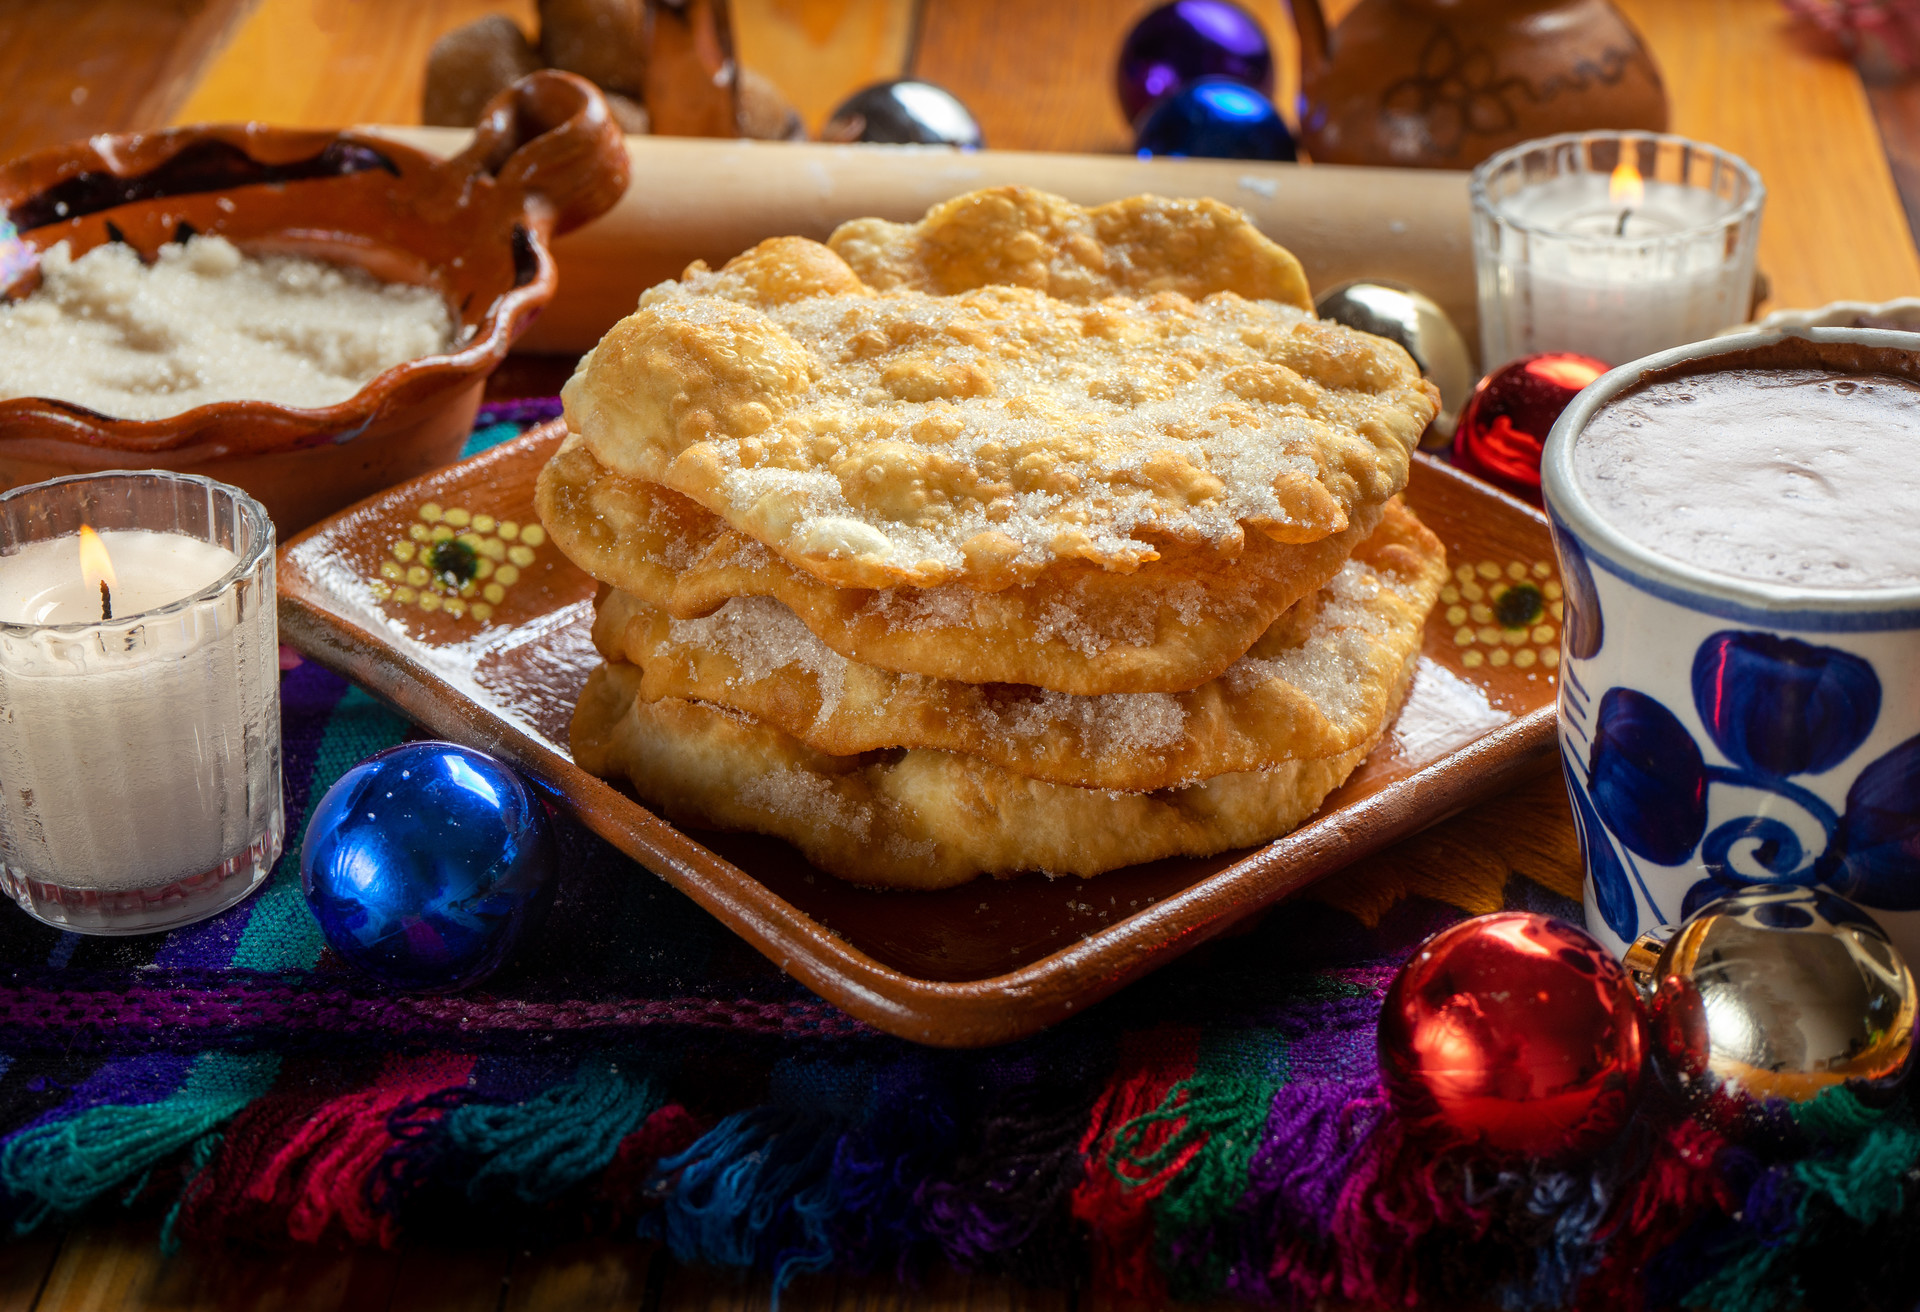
[{"xmin": 279, "ymin": 422, "xmax": 1559, "ymax": 1046}]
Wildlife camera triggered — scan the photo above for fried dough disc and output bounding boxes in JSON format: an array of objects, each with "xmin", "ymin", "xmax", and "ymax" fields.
[
  {"xmin": 571, "ymin": 663, "xmax": 1409, "ymax": 889},
  {"xmin": 537, "ymin": 432, "xmax": 1383, "ymax": 694},
  {"xmin": 590, "ymin": 499, "xmax": 1445, "ymax": 791},
  {"xmin": 560, "ymin": 188, "xmax": 1436, "ymax": 592},
  {"xmin": 826, "ymin": 186, "xmax": 1314, "ymax": 308}
]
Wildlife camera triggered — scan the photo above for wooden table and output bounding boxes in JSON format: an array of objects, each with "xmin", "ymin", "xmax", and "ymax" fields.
[{"xmin": 0, "ymin": 1, "xmax": 1915, "ymax": 1308}]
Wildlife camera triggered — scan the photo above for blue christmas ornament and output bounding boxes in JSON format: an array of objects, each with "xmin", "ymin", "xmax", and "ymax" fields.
[
  {"xmin": 301, "ymin": 741, "xmax": 556, "ymax": 993},
  {"xmin": 1133, "ymin": 79, "xmax": 1295, "ymax": 162},
  {"xmin": 1117, "ymin": 0, "xmax": 1274, "ymax": 123}
]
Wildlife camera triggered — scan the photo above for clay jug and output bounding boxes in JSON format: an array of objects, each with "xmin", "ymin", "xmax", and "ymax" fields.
[{"xmin": 1293, "ymin": 0, "xmax": 1669, "ymax": 168}]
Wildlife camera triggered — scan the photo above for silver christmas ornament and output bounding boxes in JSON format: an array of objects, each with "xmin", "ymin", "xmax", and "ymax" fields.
[
  {"xmin": 821, "ymin": 81, "xmax": 983, "ymax": 148},
  {"xmin": 1312, "ymin": 279, "xmax": 1474, "ymax": 447},
  {"xmin": 1623, "ymin": 886, "xmax": 1916, "ymax": 1135}
]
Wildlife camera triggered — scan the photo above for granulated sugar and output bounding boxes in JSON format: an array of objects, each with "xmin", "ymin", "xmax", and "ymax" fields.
[
  {"xmin": 667, "ymin": 596, "xmax": 850, "ymax": 724},
  {"xmin": 0, "ymin": 235, "xmax": 455, "ymax": 417},
  {"xmin": 854, "ymin": 573, "xmax": 1216, "ymax": 656},
  {"xmin": 736, "ymin": 766, "xmax": 874, "ymax": 840},
  {"xmin": 614, "ymin": 271, "xmax": 1424, "ymax": 584},
  {"xmin": 1002, "ymin": 688, "xmax": 1189, "ymax": 755},
  {"xmin": 669, "ymin": 591, "xmax": 1194, "ymax": 759},
  {"xmin": 653, "ymin": 566, "xmax": 1420, "ymax": 764},
  {"xmin": 1224, "ymin": 561, "xmax": 1391, "ymax": 720}
]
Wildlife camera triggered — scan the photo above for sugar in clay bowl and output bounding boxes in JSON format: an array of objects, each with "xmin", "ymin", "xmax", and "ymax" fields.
[{"xmin": 0, "ymin": 70, "xmax": 629, "ymax": 531}]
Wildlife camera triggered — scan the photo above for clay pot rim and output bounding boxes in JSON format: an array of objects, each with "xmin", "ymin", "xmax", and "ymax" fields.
[
  {"xmin": 0, "ymin": 220, "xmax": 542, "ymax": 449},
  {"xmin": 0, "ymin": 71, "xmax": 625, "ymax": 456},
  {"xmin": 0, "ymin": 130, "xmax": 546, "ymax": 449}
]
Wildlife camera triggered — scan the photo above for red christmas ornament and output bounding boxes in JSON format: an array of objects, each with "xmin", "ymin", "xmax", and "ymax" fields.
[
  {"xmin": 1379, "ymin": 911, "xmax": 1646, "ymax": 1159},
  {"xmin": 1450, "ymin": 353, "xmax": 1608, "ymax": 506}
]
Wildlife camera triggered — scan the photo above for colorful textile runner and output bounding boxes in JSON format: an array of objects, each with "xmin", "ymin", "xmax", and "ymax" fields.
[{"xmin": 0, "ymin": 402, "xmax": 1913, "ymax": 1311}]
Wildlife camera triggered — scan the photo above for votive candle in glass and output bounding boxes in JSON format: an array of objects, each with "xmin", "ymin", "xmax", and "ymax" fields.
[
  {"xmin": 1471, "ymin": 132, "xmax": 1764, "ymax": 370},
  {"xmin": 0, "ymin": 470, "xmax": 283, "ymax": 934}
]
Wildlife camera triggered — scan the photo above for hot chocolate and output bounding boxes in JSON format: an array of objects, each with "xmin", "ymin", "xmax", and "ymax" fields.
[{"xmin": 1573, "ymin": 368, "xmax": 1920, "ymax": 590}]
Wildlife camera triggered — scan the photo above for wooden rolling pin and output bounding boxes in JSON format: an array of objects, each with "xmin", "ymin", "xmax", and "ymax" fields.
[{"xmin": 382, "ymin": 129, "xmax": 1476, "ymax": 357}]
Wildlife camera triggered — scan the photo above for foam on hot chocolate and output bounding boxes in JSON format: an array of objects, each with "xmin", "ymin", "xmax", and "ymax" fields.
[{"xmin": 1573, "ymin": 368, "xmax": 1920, "ymax": 590}]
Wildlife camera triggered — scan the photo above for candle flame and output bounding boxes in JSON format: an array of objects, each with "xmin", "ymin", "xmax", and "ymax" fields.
[
  {"xmin": 77, "ymin": 525, "xmax": 117, "ymax": 595},
  {"xmin": 1609, "ymin": 160, "xmax": 1645, "ymax": 208}
]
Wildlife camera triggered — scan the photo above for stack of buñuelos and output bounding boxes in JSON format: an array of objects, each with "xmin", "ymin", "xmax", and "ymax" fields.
[{"xmin": 538, "ymin": 186, "xmax": 1449, "ymax": 889}]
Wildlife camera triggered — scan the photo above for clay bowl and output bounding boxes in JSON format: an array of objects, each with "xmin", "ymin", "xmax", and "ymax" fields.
[{"xmin": 0, "ymin": 70, "xmax": 629, "ymax": 531}]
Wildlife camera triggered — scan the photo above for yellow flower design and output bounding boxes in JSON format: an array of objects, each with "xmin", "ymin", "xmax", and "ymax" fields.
[
  {"xmin": 368, "ymin": 501, "xmax": 545, "ymax": 624},
  {"xmin": 1443, "ymin": 558, "xmax": 1562, "ymax": 672}
]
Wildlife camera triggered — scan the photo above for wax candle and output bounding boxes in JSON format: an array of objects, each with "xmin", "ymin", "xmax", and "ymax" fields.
[
  {"xmin": 1471, "ymin": 133, "xmax": 1765, "ymax": 370},
  {"xmin": 0, "ymin": 529, "xmax": 237, "ymax": 624},
  {"xmin": 0, "ymin": 472, "xmax": 282, "ymax": 934}
]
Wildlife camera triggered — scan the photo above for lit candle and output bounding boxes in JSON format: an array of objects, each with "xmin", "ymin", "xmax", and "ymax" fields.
[
  {"xmin": 1471, "ymin": 133, "xmax": 1765, "ymax": 369},
  {"xmin": 0, "ymin": 528, "xmax": 238, "ymax": 624},
  {"xmin": 0, "ymin": 472, "xmax": 283, "ymax": 934}
]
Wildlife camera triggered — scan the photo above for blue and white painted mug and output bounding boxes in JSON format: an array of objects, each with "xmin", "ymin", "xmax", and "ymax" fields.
[{"xmin": 1541, "ymin": 328, "xmax": 1920, "ymax": 961}]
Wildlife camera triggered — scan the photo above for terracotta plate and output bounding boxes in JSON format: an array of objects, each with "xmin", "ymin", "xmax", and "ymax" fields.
[{"xmin": 278, "ymin": 421, "xmax": 1561, "ymax": 1047}]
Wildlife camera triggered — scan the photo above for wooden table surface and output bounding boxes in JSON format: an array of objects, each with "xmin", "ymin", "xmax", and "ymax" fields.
[{"xmin": 0, "ymin": 1, "xmax": 1915, "ymax": 1309}]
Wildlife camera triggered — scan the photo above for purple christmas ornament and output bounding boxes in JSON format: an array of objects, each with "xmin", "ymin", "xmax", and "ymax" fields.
[{"xmin": 1117, "ymin": 0, "xmax": 1274, "ymax": 123}]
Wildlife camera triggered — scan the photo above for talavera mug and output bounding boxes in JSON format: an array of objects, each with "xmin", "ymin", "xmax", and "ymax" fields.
[{"xmin": 1541, "ymin": 328, "xmax": 1920, "ymax": 964}]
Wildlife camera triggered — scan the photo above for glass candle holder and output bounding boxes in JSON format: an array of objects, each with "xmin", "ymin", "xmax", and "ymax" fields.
[
  {"xmin": 1471, "ymin": 132, "xmax": 1765, "ymax": 371},
  {"xmin": 0, "ymin": 471, "xmax": 282, "ymax": 934}
]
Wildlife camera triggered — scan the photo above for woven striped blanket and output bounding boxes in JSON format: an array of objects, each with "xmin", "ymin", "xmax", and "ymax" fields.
[{"xmin": 0, "ymin": 404, "xmax": 1911, "ymax": 1311}]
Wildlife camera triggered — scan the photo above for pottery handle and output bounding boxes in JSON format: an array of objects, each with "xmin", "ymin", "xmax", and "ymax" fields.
[
  {"xmin": 454, "ymin": 71, "xmax": 632, "ymax": 236},
  {"xmin": 1291, "ymin": 0, "xmax": 1331, "ymax": 73}
]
